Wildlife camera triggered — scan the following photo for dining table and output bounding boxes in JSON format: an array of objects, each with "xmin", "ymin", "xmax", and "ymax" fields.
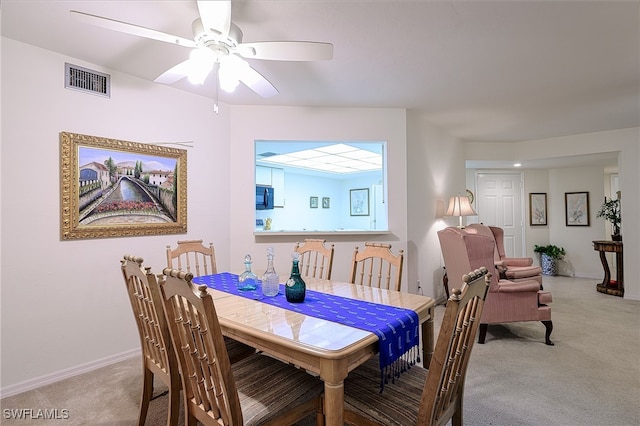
[{"xmin": 192, "ymin": 274, "xmax": 436, "ymax": 426}]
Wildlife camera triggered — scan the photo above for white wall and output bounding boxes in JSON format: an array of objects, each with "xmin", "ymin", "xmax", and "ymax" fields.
[
  {"xmin": 549, "ymin": 166, "xmax": 606, "ymax": 278},
  {"xmin": 1, "ymin": 39, "xmax": 233, "ymax": 390},
  {"xmin": 406, "ymin": 110, "xmax": 465, "ymax": 302},
  {"xmin": 523, "ymin": 168, "xmax": 550, "ymax": 260}
]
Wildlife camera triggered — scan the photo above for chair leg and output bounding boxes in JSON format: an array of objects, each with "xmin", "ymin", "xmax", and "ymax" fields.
[
  {"xmin": 167, "ymin": 386, "xmax": 180, "ymax": 426},
  {"xmin": 478, "ymin": 323, "xmax": 488, "ymax": 344},
  {"xmin": 542, "ymin": 320, "xmax": 554, "ymax": 346},
  {"xmin": 315, "ymin": 397, "xmax": 325, "ymax": 426},
  {"xmin": 138, "ymin": 368, "xmax": 153, "ymax": 426}
]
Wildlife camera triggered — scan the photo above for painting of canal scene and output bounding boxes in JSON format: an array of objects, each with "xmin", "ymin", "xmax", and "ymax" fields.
[{"xmin": 60, "ymin": 132, "xmax": 187, "ymax": 240}]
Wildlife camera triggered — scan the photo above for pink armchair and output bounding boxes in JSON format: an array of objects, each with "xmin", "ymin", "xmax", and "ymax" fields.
[
  {"xmin": 438, "ymin": 227, "xmax": 554, "ymax": 345},
  {"xmin": 465, "ymin": 223, "xmax": 543, "ymax": 286}
]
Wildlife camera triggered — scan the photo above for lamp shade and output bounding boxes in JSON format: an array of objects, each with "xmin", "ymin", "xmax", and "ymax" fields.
[
  {"xmin": 446, "ymin": 195, "xmax": 476, "ymax": 227},
  {"xmin": 446, "ymin": 195, "xmax": 476, "ymax": 217}
]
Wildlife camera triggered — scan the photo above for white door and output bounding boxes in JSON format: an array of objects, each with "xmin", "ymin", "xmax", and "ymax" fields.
[{"xmin": 475, "ymin": 172, "xmax": 525, "ymax": 257}]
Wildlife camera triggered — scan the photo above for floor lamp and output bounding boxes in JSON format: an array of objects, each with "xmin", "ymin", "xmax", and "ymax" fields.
[{"xmin": 446, "ymin": 195, "xmax": 476, "ymax": 228}]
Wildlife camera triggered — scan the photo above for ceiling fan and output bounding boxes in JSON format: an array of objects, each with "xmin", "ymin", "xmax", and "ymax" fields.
[{"xmin": 70, "ymin": 1, "xmax": 333, "ymax": 99}]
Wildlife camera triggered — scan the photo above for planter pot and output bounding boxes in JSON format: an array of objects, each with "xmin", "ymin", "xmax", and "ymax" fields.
[
  {"xmin": 612, "ymin": 234, "xmax": 622, "ymax": 242},
  {"xmin": 541, "ymin": 254, "xmax": 558, "ymax": 276}
]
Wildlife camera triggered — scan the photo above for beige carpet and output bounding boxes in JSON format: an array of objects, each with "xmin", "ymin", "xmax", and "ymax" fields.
[{"xmin": 2, "ymin": 276, "xmax": 639, "ymax": 425}]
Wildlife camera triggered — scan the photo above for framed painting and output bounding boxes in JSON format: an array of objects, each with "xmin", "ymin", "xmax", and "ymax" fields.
[
  {"xmin": 322, "ymin": 197, "xmax": 330, "ymax": 209},
  {"xmin": 529, "ymin": 193, "xmax": 547, "ymax": 226},
  {"xmin": 350, "ymin": 188, "xmax": 369, "ymax": 216},
  {"xmin": 565, "ymin": 191, "xmax": 590, "ymax": 226},
  {"xmin": 60, "ymin": 132, "xmax": 187, "ymax": 240},
  {"xmin": 310, "ymin": 196, "xmax": 318, "ymax": 208}
]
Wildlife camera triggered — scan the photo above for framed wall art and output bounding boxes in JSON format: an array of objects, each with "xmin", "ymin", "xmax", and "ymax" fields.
[
  {"xmin": 565, "ymin": 191, "xmax": 590, "ymax": 226},
  {"xmin": 60, "ymin": 132, "xmax": 187, "ymax": 240},
  {"xmin": 322, "ymin": 197, "xmax": 330, "ymax": 208},
  {"xmin": 350, "ymin": 188, "xmax": 369, "ymax": 216},
  {"xmin": 529, "ymin": 193, "xmax": 547, "ymax": 226},
  {"xmin": 310, "ymin": 196, "xmax": 318, "ymax": 208}
]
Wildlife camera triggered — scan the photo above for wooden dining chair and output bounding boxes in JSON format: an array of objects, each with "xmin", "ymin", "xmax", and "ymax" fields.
[
  {"xmin": 166, "ymin": 239, "xmax": 256, "ymax": 364},
  {"xmin": 341, "ymin": 267, "xmax": 491, "ymax": 426},
  {"xmin": 349, "ymin": 242, "xmax": 404, "ymax": 291},
  {"xmin": 295, "ymin": 238, "xmax": 335, "ymax": 280},
  {"xmin": 121, "ymin": 254, "xmax": 180, "ymax": 426},
  {"xmin": 156, "ymin": 267, "xmax": 325, "ymax": 426},
  {"xmin": 166, "ymin": 239, "xmax": 217, "ymax": 277}
]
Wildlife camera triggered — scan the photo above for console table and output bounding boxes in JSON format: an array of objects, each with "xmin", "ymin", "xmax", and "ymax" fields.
[{"xmin": 592, "ymin": 240, "xmax": 623, "ymax": 297}]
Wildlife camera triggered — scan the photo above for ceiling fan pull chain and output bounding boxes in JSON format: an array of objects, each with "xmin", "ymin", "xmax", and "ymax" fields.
[{"xmin": 214, "ymin": 62, "xmax": 220, "ymax": 114}]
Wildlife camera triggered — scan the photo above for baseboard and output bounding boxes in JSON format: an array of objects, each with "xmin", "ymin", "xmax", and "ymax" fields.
[{"xmin": 0, "ymin": 349, "xmax": 140, "ymax": 399}]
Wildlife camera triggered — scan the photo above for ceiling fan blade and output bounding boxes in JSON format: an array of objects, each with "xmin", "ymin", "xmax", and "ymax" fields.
[
  {"xmin": 236, "ymin": 41, "xmax": 333, "ymax": 61},
  {"xmin": 197, "ymin": 0, "xmax": 231, "ymax": 38},
  {"xmin": 239, "ymin": 68, "xmax": 279, "ymax": 98},
  {"xmin": 154, "ymin": 58, "xmax": 193, "ymax": 84},
  {"xmin": 231, "ymin": 59, "xmax": 278, "ymax": 98},
  {"xmin": 70, "ymin": 10, "xmax": 197, "ymax": 48}
]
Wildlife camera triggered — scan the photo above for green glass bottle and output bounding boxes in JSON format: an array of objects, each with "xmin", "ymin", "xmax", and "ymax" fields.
[{"xmin": 286, "ymin": 252, "xmax": 306, "ymax": 303}]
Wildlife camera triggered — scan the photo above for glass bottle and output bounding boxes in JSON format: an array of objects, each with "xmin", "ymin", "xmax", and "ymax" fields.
[
  {"xmin": 261, "ymin": 247, "xmax": 280, "ymax": 297},
  {"xmin": 286, "ymin": 252, "xmax": 306, "ymax": 303},
  {"xmin": 238, "ymin": 254, "xmax": 258, "ymax": 291}
]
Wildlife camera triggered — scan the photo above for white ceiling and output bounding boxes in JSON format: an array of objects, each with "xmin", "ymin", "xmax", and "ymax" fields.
[{"xmin": 2, "ymin": 1, "xmax": 638, "ymax": 168}]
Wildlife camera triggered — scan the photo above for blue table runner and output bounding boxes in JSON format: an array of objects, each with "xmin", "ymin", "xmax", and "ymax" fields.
[{"xmin": 193, "ymin": 272, "xmax": 420, "ymax": 389}]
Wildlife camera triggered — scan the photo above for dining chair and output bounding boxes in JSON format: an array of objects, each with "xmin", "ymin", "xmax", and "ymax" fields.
[
  {"xmin": 295, "ymin": 238, "xmax": 335, "ymax": 280},
  {"xmin": 121, "ymin": 254, "xmax": 180, "ymax": 426},
  {"xmin": 166, "ymin": 239, "xmax": 217, "ymax": 277},
  {"xmin": 349, "ymin": 242, "xmax": 404, "ymax": 291},
  {"xmin": 166, "ymin": 239, "xmax": 256, "ymax": 363},
  {"xmin": 156, "ymin": 267, "xmax": 325, "ymax": 426},
  {"xmin": 342, "ymin": 267, "xmax": 491, "ymax": 426}
]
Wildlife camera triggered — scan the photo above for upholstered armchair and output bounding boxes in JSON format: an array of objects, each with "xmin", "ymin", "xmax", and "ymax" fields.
[
  {"xmin": 438, "ymin": 227, "xmax": 554, "ymax": 345},
  {"xmin": 465, "ymin": 223, "xmax": 543, "ymax": 286}
]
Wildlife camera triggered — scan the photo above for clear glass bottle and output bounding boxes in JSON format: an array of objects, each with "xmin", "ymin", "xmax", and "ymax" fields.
[
  {"xmin": 261, "ymin": 247, "xmax": 280, "ymax": 297},
  {"xmin": 238, "ymin": 254, "xmax": 258, "ymax": 291},
  {"xmin": 286, "ymin": 252, "xmax": 306, "ymax": 303}
]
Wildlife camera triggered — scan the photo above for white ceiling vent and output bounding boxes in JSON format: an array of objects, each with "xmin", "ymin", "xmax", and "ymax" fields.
[{"xmin": 65, "ymin": 63, "xmax": 110, "ymax": 98}]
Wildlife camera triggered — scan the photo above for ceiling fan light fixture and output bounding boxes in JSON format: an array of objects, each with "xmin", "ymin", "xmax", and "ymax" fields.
[
  {"xmin": 219, "ymin": 57, "xmax": 248, "ymax": 92},
  {"xmin": 186, "ymin": 48, "xmax": 215, "ymax": 84}
]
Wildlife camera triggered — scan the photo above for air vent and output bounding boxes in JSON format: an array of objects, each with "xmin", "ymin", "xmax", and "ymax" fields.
[{"xmin": 65, "ymin": 63, "xmax": 110, "ymax": 98}]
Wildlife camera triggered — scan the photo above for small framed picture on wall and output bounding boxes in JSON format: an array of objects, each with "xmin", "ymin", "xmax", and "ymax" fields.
[
  {"xmin": 310, "ymin": 196, "xmax": 318, "ymax": 208},
  {"xmin": 565, "ymin": 192, "xmax": 590, "ymax": 226},
  {"xmin": 529, "ymin": 193, "xmax": 547, "ymax": 226},
  {"xmin": 350, "ymin": 188, "xmax": 369, "ymax": 216}
]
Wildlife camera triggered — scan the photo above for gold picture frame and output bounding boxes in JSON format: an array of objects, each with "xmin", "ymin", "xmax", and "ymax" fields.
[{"xmin": 60, "ymin": 132, "xmax": 187, "ymax": 240}]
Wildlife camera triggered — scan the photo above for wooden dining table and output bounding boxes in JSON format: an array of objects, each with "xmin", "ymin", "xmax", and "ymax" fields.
[{"xmin": 199, "ymin": 276, "xmax": 436, "ymax": 426}]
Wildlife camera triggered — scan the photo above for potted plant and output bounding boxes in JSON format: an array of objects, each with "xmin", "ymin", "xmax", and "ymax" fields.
[
  {"xmin": 534, "ymin": 244, "xmax": 566, "ymax": 276},
  {"xmin": 596, "ymin": 196, "xmax": 621, "ymax": 241}
]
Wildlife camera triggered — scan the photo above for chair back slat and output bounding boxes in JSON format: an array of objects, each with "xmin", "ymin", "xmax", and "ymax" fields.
[
  {"xmin": 158, "ymin": 268, "xmax": 243, "ymax": 425},
  {"xmin": 295, "ymin": 238, "xmax": 335, "ymax": 280},
  {"xmin": 349, "ymin": 242, "xmax": 404, "ymax": 291},
  {"xmin": 166, "ymin": 239, "xmax": 217, "ymax": 277},
  {"xmin": 418, "ymin": 267, "xmax": 490, "ymax": 425}
]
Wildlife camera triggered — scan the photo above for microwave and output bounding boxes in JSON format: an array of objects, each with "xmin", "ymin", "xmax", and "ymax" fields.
[{"xmin": 256, "ymin": 185, "xmax": 274, "ymax": 210}]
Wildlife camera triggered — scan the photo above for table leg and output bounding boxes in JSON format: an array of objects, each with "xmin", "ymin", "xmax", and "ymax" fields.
[
  {"xmin": 422, "ymin": 307, "xmax": 434, "ymax": 367},
  {"xmin": 597, "ymin": 250, "xmax": 611, "ymax": 288},
  {"xmin": 320, "ymin": 359, "xmax": 347, "ymax": 426},
  {"xmin": 615, "ymin": 251, "xmax": 624, "ymax": 293}
]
